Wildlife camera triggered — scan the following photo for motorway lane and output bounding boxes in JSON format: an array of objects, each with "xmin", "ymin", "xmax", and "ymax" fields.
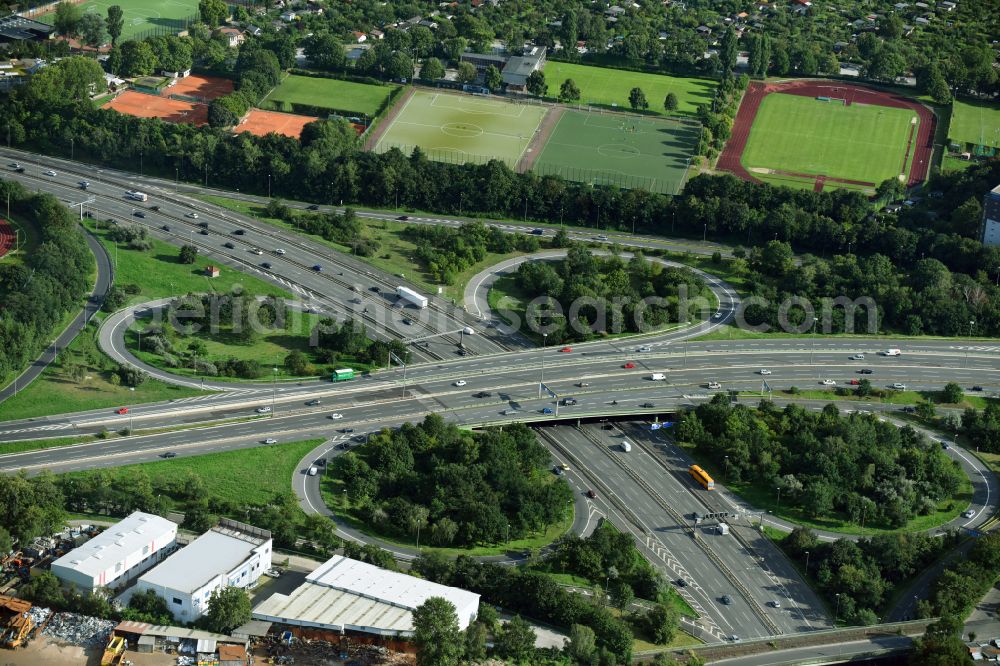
[
  {"xmin": 1, "ymin": 158, "xmax": 504, "ymax": 360},
  {"xmin": 0, "ymin": 228, "xmax": 113, "ymax": 404},
  {"xmin": 705, "ymin": 634, "xmax": 915, "ymax": 666}
]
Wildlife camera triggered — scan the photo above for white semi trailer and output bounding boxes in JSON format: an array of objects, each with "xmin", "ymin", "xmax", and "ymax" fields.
[{"xmin": 397, "ymin": 286, "xmax": 428, "ymax": 309}]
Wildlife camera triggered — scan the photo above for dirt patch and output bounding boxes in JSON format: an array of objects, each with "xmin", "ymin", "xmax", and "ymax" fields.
[
  {"xmin": 364, "ymin": 86, "xmax": 415, "ymax": 152},
  {"xmin": 3, "ymin": 636, "xmax": 92, "ymax": 665},
  {"xmin": 103, "ymin": 90, "xmax": 208, "ymax": 126},
  {"xmin": 237, "ymin": 108, "xmax": 319, "ymax": 139},
  {"xmin": 518, "ymin": 105, "xmax": 562, "ymax": 173}
]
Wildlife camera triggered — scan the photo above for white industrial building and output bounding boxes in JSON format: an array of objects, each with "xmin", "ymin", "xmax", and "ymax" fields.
[
  {"xmin": 252, "ymin": 555, "xmax": 480, "ymax": 637},
  {"xmin": 135, "ymin": 520, "xmax": 272, "ymax": 623},
  {"xmin": 50, "ymin": 512, "xmax": 177, "ymax": 593}
]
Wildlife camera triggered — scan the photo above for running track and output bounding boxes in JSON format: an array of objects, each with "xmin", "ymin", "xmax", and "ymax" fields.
[{"xmin": 718, "ymin": 80, "xmax": 936, "ymax": 189}]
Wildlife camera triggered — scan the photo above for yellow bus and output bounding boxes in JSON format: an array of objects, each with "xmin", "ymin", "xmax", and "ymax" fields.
[{"xmin": 689, "ymin": 464, "xmax": 715, "ymax": 490}]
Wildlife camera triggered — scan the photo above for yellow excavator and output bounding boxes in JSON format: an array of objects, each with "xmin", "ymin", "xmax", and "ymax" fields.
[
  {"xmin": 0, "ymin": 595, "xmax": 33, "ymax": 649},
  {"xmin": 101, "ymin": 635, "xmax": 126, "ymax": 665}
]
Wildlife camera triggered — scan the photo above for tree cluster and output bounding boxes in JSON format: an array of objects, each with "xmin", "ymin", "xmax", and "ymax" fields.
[
  {"xmin": 265, "ymin": 201, "xmax": 376, "ymax": 256},
  {"xmin": 781, "ymin": 526, "xmax": 957, "ymax": 625},
  {"xmin": 960, "ymin": 403, "xmax": 1000, "ymax": 453},
  {"xmin": 414, "ymin": 552, "xmax": 633, "ymax": 663},
  {"xmin": 331, "ymin": 415, "xmax": 573, "ymax": 547},
  {"xmin": 313, "ymin": 317, "xmax": 410, "ymax": 368},
  {"xmin": 403, "ymin": 221, "xmax": 541, "ymax": 285},
  {"xmin": 677, "ymin": 398, "xmax": 966, "ymax": 528},
  {"xmin": 515, "ymin": 246, "xmax": 712, "ymax": 342},
  {"xmin": 0, "ymin": 180, "xmax": 95, "ymax": 386},
  {"xmin": 925, "ymin": 531, "xmax": 1000, "ymax": 621}
]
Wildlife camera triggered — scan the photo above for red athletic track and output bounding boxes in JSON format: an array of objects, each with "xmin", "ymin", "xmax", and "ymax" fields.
[
  {"xmin": 718, "ymin": 80, "xmax": 936, "ymax": 190},
  {"xmin": 0, "ymin": 218, "xmax": 13, "ymax": 259}
]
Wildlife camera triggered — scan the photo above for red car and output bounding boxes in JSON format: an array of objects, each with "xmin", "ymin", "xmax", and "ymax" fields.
[
  {"xmin": 623, "ymin": 362, "xmax": 635, "ymax": 369},
  {"xmin": 559, "ymin": 347, "xmax": 573, "ymax": 353},
  {"xmin": 116, "ymin": 407, "xmax": 129, "ymax": 415},
  {"xmin": 849, "ymin": 379, "xmax": 860, "ymax": 385}
]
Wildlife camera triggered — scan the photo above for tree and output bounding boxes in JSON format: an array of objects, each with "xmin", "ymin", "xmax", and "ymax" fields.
[
  {"xmin": 484, "ymin": 64, "xmax": 502, "ymax": 91},
  {"xmin": 526, "ymin": 70, "xmax": 547, "ymax": 97},
  {"xmin": 720, "ymin": 28, "xmax": 738, "ymax": 72},
  {"xmin": 566, "ymin": 623, "xmax": 597, "ymax": 663},
  {"xmin": 53, "ymin": 2, "xmax": 83, "ymax": 38},
  {"xmin": 421, "ymin": 57, "xmax": 445, "ymax": 81},
  {"xmin": 496, "ymin": 615, "xmax": 536, "ymax": 662},
  {"xmin": 942, "ymin": 383, "xmax": 964, "ymax": 405},
  {"xmin": 199, "ymin": 0, "xmax": 228, "ymax": 28},
  {"xmin": 464, "ymin": 622, "xmax": 487, "ymax": 661},
  {"xmin": 412, "ymin": 597, "xmax": 464, "ymax": 666},
  {"xmin": 119, "ymin": 40, "xmax": 157, "ymax": 77},
  {"xmin": 645, "ymin": 604, "xmax": 680, "ymax": 644},
  {"xmin": 628, "ymin": 87, "xmax": 648, "ymax": 111},
  {"xmin": 202, "ymin": 586, "xmax": 250, "ymax": 634},
  {"xmin": 78, "ymin": 13, "xmax": 107, "ymax": 48},
  {"xmin": 855, "ymin": 378, "xmax": 873, "ymax": 397},
  {"xmin": 179, "ymin": 244, "xmax": 198, "ymax": 264},
  {"xmin": 559, "ymin": 78, "xmax": 581, "ymax": 103},
  {"xmin": 106, "ymin": 5, "xmax": 124, "ymax": 47},
  {"xmin": 916, "ymin": 401, "xmax": 936, "ymax": 421},
  {"xmin": 663, "ymin": 92, "xmax": 679, "ymax": 113},
  {"xmin": 456, "ymin": 61, "xmax": 477, "ymax": 83},
  {"xmin": 303, "ymin": 32, "xmax": 347, "ymax": 71}
]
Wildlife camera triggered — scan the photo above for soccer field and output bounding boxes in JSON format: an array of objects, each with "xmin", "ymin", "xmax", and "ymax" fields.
[
  {"xmin": 543, "ymin": 62, "xmax": 715, "ymax": 117},
  {"xmin": 35, "ymin": 0, "xmax": 198, "ymax": 41},
  {"xmin": 741, "ymin": 93, "xmax": 917, "ymax": 186},
  {"xmin": 374, "ymin": 91, "xmax": 547, "ymax": 167},
  {"xmin": 949, "ymin": 99, "xmax": 1000, "ymax": 150},
  {"xmin": 533, "ymin": 110, "xmax": 697, "ymax": 194},
  {"xmin": 262, "ymin": 74, "xmax": 398, "ymax": 117}
]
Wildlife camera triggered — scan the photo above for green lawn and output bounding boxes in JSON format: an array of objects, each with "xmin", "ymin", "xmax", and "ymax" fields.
[
  {"xmin": 542, "ymin": 62, "xmax": 715, "ymax": 117},
  {"xmin": 742, "ymin": 93, "xmax": 918, "ymax": 186},
  {"xmin": 374, "ymin": 90, "xmax": 548, "ymax": 168},
  {"xmin": 0, "ymin": 434, "xmax": 97, "ymax": 456},
  {"xmin": 949, "ymin": 99, "xmax": 1000, "ymax": 150},
  {"xmin": 0, "ymin": 318, "xmax": 205, "ymax": 421},
  {"xmin": 34, "ymin": 0, "xmax": 199, "ymax": 41},
  {"xmin": 533, "ymin": 109, "xmax": 697, "ymax": 195},
  {"xmin": 262, "ymin": 74, "xmax": 398, "ymax": 117},
  {"xmin": 60, "ymin": 439, "xmax": 322, "ymax": 509},
  {"xmin": 87, "ymin": 219, "xmax": 289, "ymax": 304},
  {"xmin": 941, "ymin": 155, "xmax": 978, "ymax": 173},
  {"xmin": 320, "ymin": 474, "xmax": 574, "ymax": 557}
]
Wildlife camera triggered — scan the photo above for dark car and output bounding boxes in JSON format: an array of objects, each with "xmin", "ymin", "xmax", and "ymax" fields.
[
  {"xmin": 586, "ymin": 489, "xmax": 597, "ymax": 499},
  {"xmin": 314, "ymin": 457, "xmax": 327, "ymax": 466},
  {"xmin": 312, "ymin": 264, "xmax": 322, "ymax": 271},
  {"xmin": 232, "ymin": 229, "xmax": 245, "ymax": 235},
  {"xmin": 531, "ymin": 228, "xmax": 544, "ymax": 235},
  {"xmin": 14, "ymin": 166, "xmax": 24, "ymax": 173},
  {"xmin": 261, "ymin": 262, "xmax": 271, "ymax": 269},
  {"xmin": 859, "ymin": 368, "xmax": 874, "ymax": 374},
  {"xmin": 474, "ymin": 391, "xmax": 492, "ymax": 398},
  {"xmin": 307, "ymin": 204, "xmax": 320, "ymax": 210},
  {"xmin": 562, "ymin": 397, "xmax": 578, "ymax": 406},
  {"xmin": 402, "ymin": 318, "xmax": 412, "ymax": 325},
  {"xmin": 150, "ymin": 205, "xmax": 160, "ymax": 212},
  {"xmin": 200, "ymin": 229, "xmax": 209, "ymax": 235},
  {"xmin": 676, "ymin": 578, "xmax": 687, "ymax": 588},
  {"xmin": 224, "ymin": 242, "xmax": 235, "ymax": 249},
  {"xmin": 160, "ymin": 452, "xmax": 177, "ymax": 458},
  {"xmin": 369, "ymin": 286, "xmax": 380, "ymax": 293},
  {"xmin": 641, "ymin": 402, "xmax": 656, "ymax": 408},
  {"xmin": 198, "ymin": 221, "xmax": 209, "ymax": 228},
  {"xmin": 901, "ymin": 406, "xmax": 916, "ymax": 413},
  {"xmin": 341, "ymin": 427, "xmax": 354, "ymax": 433},
  {"xmin": 972, "ymin": 386, "xmax": 984, "ymax": 391},
  {"xmin": 306, "ymin": 399, "xmax": 321, "ymax": 406},
  {"xmin": 161, "ymin": 225, "xmax": 171, "ymax": 232},
  {"xmin": 397, "ymin": 215, "xmax": 410, "ymax": 220},
  {"xmin": 721, "ymin": 595, "xmax": 733, "ymax": 605},
  {"xmin": 133, "ymin": 210, "xmax": 145, "ymax": 218}
]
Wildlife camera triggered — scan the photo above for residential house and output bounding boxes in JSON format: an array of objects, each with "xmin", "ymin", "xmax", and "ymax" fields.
[
  {"xmin": 351, "ymin": 31, "xmax": 367, "ymax": 43},
  {"xmin": 216, "ymin": 27, "xmax": 244, "ymax": 48},
  {"xmin": 279, "ymin": 10, "xmax": 297, "ymax": 22}
]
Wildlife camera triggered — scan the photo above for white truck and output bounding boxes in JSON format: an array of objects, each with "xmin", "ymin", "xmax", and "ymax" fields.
[
  {"xmin": 397, "ymin": 285, "xmax": 428, "ymax": 309},
  {"xmin": 717, "ymin": 523, "xmax": 730, "ymax": 535},
  {"xmin": 650, "ymin": 373, "xmax": 666, "ymax": 381},
  {"xmin": 881, "ymin": 348, "xmax": 901, "ymax": 356},
  {"xmin": 125, "ymin": 190, "xmax": 148, "ymax": 202},
  {"xmin": 621, "ymin": 441, "xmax": 632, "ymax": 453}
]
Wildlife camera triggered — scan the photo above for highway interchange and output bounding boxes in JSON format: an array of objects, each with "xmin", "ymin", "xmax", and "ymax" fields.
[{"xmin": 1, "ymin": 148, "xmax": 999, "ymax": 652}]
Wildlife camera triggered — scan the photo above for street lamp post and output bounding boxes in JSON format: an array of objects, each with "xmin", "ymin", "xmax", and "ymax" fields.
[
  {"xmin": 835, "ymin": 593, "xmax": 841, "ymax": 621},
  {"xmin": 804, "ymin": 550, "xmax": 810, "ymax": 575},
  {"xmin": 969, "ymin": 320, "xmax": 975, "ymax": 338},
  {"xmin": 724, "ymin": 455, "xmax": 729, "ymax": 482},
  {"xmin": 702, "ymin": 223, "xmax": 707, "ymax": 242},
  {"xmin": 776, "ymin": 486, "xmax": 782, "ymax": 512},
  {"xmin": 175, "ymin": 168, "xmax": 178, "ymax": 193},
  {"xmin": 268, "ymin": 173, "xmax": 272, "ymax": 199},
  {"xmin": 271, "ymin": 367, "xmax": 277, "ymax": 417}
]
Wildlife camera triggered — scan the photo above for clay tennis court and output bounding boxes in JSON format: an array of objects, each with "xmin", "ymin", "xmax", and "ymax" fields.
[
  {"xmin": 166, "ymin": 74, "xmax": 233, "ymax": 101},
  {"xmin": 103, "ymin": 90, "xmax": 208, "ymax": 125},
  {"xmin": 237, "ymin": 109, "xmax": 318, "ymax": 139}
]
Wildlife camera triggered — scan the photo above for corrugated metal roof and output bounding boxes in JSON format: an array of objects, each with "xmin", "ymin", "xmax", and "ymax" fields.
[
  {"xmin": 51, "ymin": 512, "xmax": 176, "ymax": 578},
  {"xmin": 252, "ymin": 585, "xmax": 412, "ymax": 635}
]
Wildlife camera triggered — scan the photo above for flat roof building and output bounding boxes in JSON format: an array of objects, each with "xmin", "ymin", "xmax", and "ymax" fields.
[
  {"xmin": 50, "ymin": 512, "xmax": 177, "ymax": 593},
  {"xmin": 982, "ymin": 184, "xmax": 1000, "ymax": 246},
  {"xmin": 0, "ymin": 16, "xmax": 55, "ymax": 44},
  {"xmin": 252, "ymin": 555, "xmax": 480, "ymax": 637},
  {"xmin": 136, "ymin": 519, "xmax": 271, "ymax": 623}
]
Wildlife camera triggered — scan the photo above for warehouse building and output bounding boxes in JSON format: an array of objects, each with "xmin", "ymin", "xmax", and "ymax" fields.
[
  {"xmin": 252, "ymin": 555, "xmax": 480, "ymax": 637},
  {"xmin": 135, "ymin": 519, "xmax": 271, "ymax": 623},
  {"xmin": 50, "ymin": 512, "xmax": 177, "ymax": 593}
]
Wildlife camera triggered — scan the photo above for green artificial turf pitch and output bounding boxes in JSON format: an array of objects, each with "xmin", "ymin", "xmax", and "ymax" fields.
[
  {"xmin": 533, "ymin": 109, "xmax": 698, "ymax": 195},
  {"xmin": 374, "ymin": 90, "xmax": 548, "ymax": 168},
  {"xmin": 36, "ymin": 0, "xmax": 198, "ymax": 41},
  {"xmin": 542, "ymin": 61, "xmax": 716, "ymax": 117},
  {"xmin": 741, "ymin": 93, "xmax": 918, "ymax": 186},
  {"xmin": 261, "ymin": 74, "xmax": 398, "ymax": 117},
  {"xmin": 949, "ymin": 99, "xmax": 1000, "ymax": 150}
]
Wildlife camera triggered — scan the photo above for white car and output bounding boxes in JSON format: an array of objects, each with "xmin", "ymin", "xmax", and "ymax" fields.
[
  {"xmin": 263, "ymin": 568, "xmax": 282, "ymax": 578},
  {"xmin": 708, "ymin": 381, "xmax": 722, "ymax": 390},
  {"xmin": 850, "ymin": 354, "xmax": 865, "ymax": 360},
  {"xmin": 329, "ymin": 413, "xmax": 344, "ymax": 420},
  {"xmin": 454, "ymin": 380, "xmax": 467, "ymax": 387},
  {"xmin": 187, "ymin": 212, "xmax": 199, "ymax": 219},
  {"xmin": 637, "ymin": 346, "xmax": 652, "ymax": 353},
  {"xmin": 821, "ymin": 379, "xmax": 837, "ymax": 386},
  {"xmin": 263, "ymin": 438, "xmax": 277, "ymax": 445},
  {"xmin": 44, "ymin": 169, "xmax": 57, "ymax": 176},
  {"xmin": 256, "ymin": 406, "xmax": 271, "ymax": 414},
  {"xmin": 275, "ymin": 248, "xmax": 287, "ymax": 255},
  {"xmin": 890, "ymin": 383, "xmax": 907, "ymax": 390},
  {"xmin": 964, "ymin": 509, "xmax": 976, "ymax": 519},
  {"xmin": 251, "ymin": 248, "xmax": 264, "ymax": 255},
  {"xmin": 759, "ymin": 369, "xmax": 772, "ymax": 375}
]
